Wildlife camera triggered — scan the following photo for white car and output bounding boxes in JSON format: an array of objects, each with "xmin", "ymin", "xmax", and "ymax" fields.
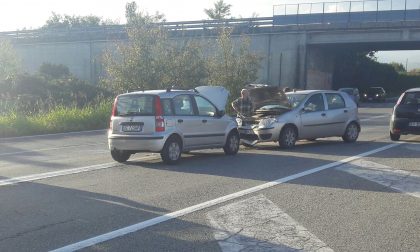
[
  {"xmin": 238, "ymin": 86, "xmax": 361, "ymax": 148},
  {"xmin": 108, "ymin": 86, "xmax": 239, "ymax": 164}
]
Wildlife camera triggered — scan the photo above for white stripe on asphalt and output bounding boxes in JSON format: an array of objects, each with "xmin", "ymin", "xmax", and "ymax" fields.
[
  {"xmin": 0, "ymin": 155, "xmax": 158, "ymax": 187},
  {"xmin": 337, "ymin": 159, "xmax": 420, "ymax": 199},
  {"xmin": 207, "ymin": 194, "xmax": 333, "ymax": 252},
  {"xmin": 50, "ymin": 141, "xmax": 402, "ymax": 252},
  {"xmin": 360, "ymin": 114, "xmax": 389, "ymax": 122},
  {"xmin": 0, "ymin": 143, "xmax": 105, "ymax": 157}
]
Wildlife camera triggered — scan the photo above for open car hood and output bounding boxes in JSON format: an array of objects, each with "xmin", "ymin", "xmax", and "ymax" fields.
[
  {"xmin": 246, "ymin": 85, "xmax": 290, "ymax": 116},
  {"xmin": 195, "ymin": 86, "xmax": 229, "ymax": 111}
]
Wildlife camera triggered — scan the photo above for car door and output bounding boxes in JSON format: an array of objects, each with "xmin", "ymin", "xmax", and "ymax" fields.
[
  {"xmin": 172, "ymin": 94, "xmax": 202, "ymax": 148},
  {"xmin": 299, "ymin": 93, "xmax": 328, "ymax": 139},
  {"xmin": 193, "ymin": 95, "xmax": 228, "ymax": 146},
  {"xmin": 324, "ymin": 93, "xmax": 348, "ymax": 136}
]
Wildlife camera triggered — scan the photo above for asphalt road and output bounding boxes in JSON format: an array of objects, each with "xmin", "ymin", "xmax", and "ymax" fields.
[{"xmin": 0, "ymin": 104, "xmax": 419, "ymax": 252}]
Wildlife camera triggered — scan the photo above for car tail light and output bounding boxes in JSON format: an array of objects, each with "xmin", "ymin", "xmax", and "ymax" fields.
[
  {"xmin": 111, "ymin": 97, "xmax": 118, "ymax": 116},
  {"xmin": 110, "ymin": 97, "xmax": 118, "ymax": 130},
  {"xmin": 155, "ymin": 96, "xmax": 165, "ymax": 132}
]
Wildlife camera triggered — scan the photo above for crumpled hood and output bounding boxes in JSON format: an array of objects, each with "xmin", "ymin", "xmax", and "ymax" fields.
[
  {"xmin": 195, "ymin": 86, "xmax": 229, "ymax": 111},
  {"xmin": 246, "ymin": 85, "xmax": 290, "ymax": 114}
]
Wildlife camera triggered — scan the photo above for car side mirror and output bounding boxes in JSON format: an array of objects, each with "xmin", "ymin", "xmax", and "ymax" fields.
[{"xmin": 217, "ymin": 110, "xmax": 225, "ymax": 117}]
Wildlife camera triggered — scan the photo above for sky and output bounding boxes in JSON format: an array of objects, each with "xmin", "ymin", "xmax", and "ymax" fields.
[{"xmin": 0, "ymin": 0, "xmax": 419, "ymax": 69}]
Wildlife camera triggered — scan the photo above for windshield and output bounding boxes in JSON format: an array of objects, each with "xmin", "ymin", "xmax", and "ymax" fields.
[
  {"xmin": 367, "ymin": 87, "xmax": 383, "ymax": 94},
  {"xmin": 286, "ymin": 93, "xmax": 307, "ymax": 108},
  {"xmin": 116, "ymin": 95, "xmax": 155, "ymax": 116}
]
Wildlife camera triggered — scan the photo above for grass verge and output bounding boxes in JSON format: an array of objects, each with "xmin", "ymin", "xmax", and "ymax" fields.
[{"xmin": 0, "ymin": 101, "xmax": 111, "ymax": 138}]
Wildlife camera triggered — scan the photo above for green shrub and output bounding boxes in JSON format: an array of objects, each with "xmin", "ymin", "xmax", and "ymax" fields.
[{"xmin": 0, "ymin": 100, "xmax": 112, "ymax": 138}]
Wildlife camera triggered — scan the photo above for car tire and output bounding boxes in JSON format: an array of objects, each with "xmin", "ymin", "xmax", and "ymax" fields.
[
  {"xmin": 161, "ymin": 136, "xmax": 182, "ymax": 165},
  {"xmin": 111, "ymin": 149, "xmax": 131, "ymax": 163},
  {"xmin": 224, "ymin": 131, "xmax": 240, "ymax": 155},
  {"xmin": 342, "ymin": 122, "xmax": 359, "ymax": 143},
  {"xmin": 390, "ymin": 132, "xmax": 400, "ymax": 141},
  {"xmin": 279, "ymin": 126, "xmax": 297, "ymax": 148}
]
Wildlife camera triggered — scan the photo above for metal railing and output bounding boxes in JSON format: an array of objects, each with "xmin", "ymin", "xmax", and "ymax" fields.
[
  {"xmin": 0, "ymin": 17, "xmax": 274, "ymax": 41},
  {"xmin": 273, "ymin": 0, "xmax": 420, "ymax": 25}
]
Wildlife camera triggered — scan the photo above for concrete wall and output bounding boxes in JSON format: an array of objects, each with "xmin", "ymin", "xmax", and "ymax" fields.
[{"xmin": 11, "ymin": 21, "xmax": 420, "ymax": 89}]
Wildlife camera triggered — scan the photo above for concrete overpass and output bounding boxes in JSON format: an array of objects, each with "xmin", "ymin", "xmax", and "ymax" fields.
[{"xmin": 2, "ymin": 0, "xmax": 420, "ymax": 89}]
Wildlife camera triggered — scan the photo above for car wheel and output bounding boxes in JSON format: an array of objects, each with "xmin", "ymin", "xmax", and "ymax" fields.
[
  {"xmin": 224, "ymin": 131, "xmax": 240, "ymax": 155},
  {"xmin": 342, "ymin": 122, "xmax": 359, "ymax": 143},
  {"xmin": 279, "ymin": 126, "xmax": 297, "ymax": 148},
  {"xmin": 111, "ymin": 149, "xmax": 131, "ymax": 163},
  {"xmin": 161, "ymin": 136, "xmax": 182, "ymax": 165},
  {"xmin": 390, "ymin": 132, "xmax": 400, "ymax": 141}
]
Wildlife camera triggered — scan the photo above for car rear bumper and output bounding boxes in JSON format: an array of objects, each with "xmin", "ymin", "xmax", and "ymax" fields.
[
  {"xmin": 390, "ymin": 118, "xmax": 420, "ymax": 135},
  {"xmin": 108, "ymin": 133, "xmax": 167, "ymax": 152}
]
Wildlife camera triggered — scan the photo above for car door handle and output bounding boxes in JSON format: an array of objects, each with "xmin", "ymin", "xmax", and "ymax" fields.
[
  {"xmin": 178, "ymin": 119, "xmax": 183, "ymax": 123},
  {"xmin": 321, "ymin": 113, "xmax": 326, "ymax": 117},
  {"xmin": 202, "ymin": 119, "xmax": 207, "ymax": 123}
]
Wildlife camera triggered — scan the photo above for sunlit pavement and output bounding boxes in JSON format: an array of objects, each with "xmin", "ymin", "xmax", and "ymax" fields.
[{"xmin": 0, "ymin": 105, "xmax": 419, "ymax": 252}]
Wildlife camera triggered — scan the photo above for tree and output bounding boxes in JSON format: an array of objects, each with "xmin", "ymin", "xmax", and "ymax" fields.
[
  {"xmin": 389, "ymin": 62, "xmax": 406, "ymax": 73},
  {"xmin": 42, "ymin": 12, "xmax": 118, "ymax": 29},
  {"xmin": 0, "ymin": 40, "xmax": 20, "ymax": 81},
  {"xmin": 207, "ymin": 28, "xmax": 261, "ymax": 100},
  {"xmin": 103, "ymin": 2, "xmax": 205, "ymax": 93},
  {"xmin": 204, "ymin": 0, "xmax": 232, "ymax": 20},
  {"xmin": 39, "ymin": 63, "xmax": 70, "ymax": 79}
]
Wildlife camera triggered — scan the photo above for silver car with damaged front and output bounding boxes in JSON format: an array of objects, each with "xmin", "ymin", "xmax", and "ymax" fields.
[{"xmin": 237, "ymin": 87, "xmax": 360, "ymax": 148}]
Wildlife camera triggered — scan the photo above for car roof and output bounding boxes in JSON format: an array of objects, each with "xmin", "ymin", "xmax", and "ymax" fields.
[
  {"xmin": 118, "ymin": 89, "xmax": 196, "ymax": 99},
  {"xmin": 285, "ymin": 90, "xmax": 340, "ymax": 95},
  {"xmin": 406, "ymin": 87, "xmax": 420, "ymax": 93}
]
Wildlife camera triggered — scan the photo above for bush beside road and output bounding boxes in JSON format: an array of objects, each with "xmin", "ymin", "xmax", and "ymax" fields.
[{"xmin": 0, "ymin": 100, "xmax": 111, "ymax": 138}]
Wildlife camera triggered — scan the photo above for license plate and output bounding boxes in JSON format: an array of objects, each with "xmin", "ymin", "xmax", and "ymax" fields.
[
  {"xmin": 408, "ymin": 122, "xmax": 420, "ymax": 127},
  {"xmin": 122, "ymin": 124, "xmax": 143, "ymax": 132}
]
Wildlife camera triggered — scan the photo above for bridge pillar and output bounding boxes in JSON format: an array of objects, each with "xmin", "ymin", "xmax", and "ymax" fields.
[{"xmin": 305, "ymin": 46, "xmax": 334, "ymax": 90}]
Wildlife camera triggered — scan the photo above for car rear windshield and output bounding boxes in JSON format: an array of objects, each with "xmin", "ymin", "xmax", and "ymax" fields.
[
  {"xmin": 116, "ymin": 95, "xmax": 155, "ymax": 116},
  {"xmin": 401, "ymin": 92, "xmax": 420, "ymax": 105}
]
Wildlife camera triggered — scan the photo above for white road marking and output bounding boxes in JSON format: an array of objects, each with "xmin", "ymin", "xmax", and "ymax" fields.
[
  {"xmin": 0, "ymin": 143, "xmax": 105, "ymax": 157},
  {"xmin": 0, "ymin": 129, "xmax": 106, "ymax": 141},
  {"xmin": 0, "ymin": 155, "xmax": 158, "ymax": 187},
  {"xmin": 337, "ymin": 159, "xmax": 420, "ymax": 199},
  {"xmin": 51, "ymin": 142, "xmax": 402, "ymax": 252},
  {"xmin": 360, "ymin": 114, "xmax": 389, "ymax": 122},
  {"xmin": 208, "ymin": 194, "xmax": 333, "ymax": 252}
]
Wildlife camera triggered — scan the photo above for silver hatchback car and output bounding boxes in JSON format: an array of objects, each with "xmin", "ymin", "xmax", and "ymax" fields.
[
  {"xmin": 238, "ymin": 87, "xmax": 360, "ymax": 147},
  {"xmin": 108, "ymin": 86, "xmax": 239, "ymax": 164}
]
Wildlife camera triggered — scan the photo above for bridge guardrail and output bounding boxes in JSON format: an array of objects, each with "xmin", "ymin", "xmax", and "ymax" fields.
[{"xmin": 273, "ymin": 0, "xmax": 420, "ymax": 25}]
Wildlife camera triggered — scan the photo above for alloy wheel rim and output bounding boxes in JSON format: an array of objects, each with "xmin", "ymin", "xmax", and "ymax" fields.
[
  {"xmin": 229, "ymin": 135, "xmax": 239, "ymax": 151},
  {"xmin": 348, "ymin": 124, "xmax": 358, "ymax": 140},
  {"xmin": 168, "ymin": 142, "xmax": 180, "ymax": 161},
  {"xmin": 285, "ymin": 129, "xmax": 296, "ymax": 146}
]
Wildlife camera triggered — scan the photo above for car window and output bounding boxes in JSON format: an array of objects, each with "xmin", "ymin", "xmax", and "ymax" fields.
[
  {"xmin": 116, "ymin": 95, "xmax": 154, "ymax": 116},
  {"xmin": 326, "ymin": 93, "xmax": 345, "ymax": 110},
  {"xmin": 402, "ymin": 92, "xmax": 420, "ymax": 105},
  {"xmin": 173, "ymin": 95, "xmax": 194, "ymax": 116},
  {"xmin": 304, "ymin": 94, "xmax": 325, "ymax": 112},
  {"xmin": 161, "ymin": 99, "xmax": 173, "ymax": 116},
  {"xmin": 194, "ymin": 96, "xmax": 217, "ymax": 116},
  {"xmin": 287, "ymin": 93, "xmax": 307, "ymax": 108}
]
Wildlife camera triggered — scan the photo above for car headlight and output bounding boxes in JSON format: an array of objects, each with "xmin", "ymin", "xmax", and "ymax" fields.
[
  {"xmin": 235, "ymin": 117, "xmax": 243, "ymax": 126},
  {"xmin": 375, "ymin": 94, "xmax": 379, "ymax": 97},
  {"xmin": 363, "ymin": 94, "xmax": 367, "ymax": 97},
  {"xmin": 259, "ymin": 118, "xmax": 277, "ymax": 128}
]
